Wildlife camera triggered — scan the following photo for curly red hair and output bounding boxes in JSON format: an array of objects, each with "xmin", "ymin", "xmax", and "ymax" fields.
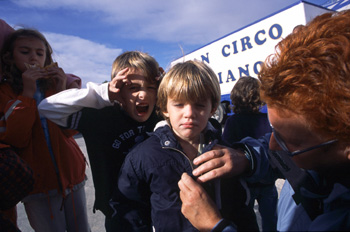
[{"xmin": 259, "ymin": 10, "xmax": 350, "ymax": 141}]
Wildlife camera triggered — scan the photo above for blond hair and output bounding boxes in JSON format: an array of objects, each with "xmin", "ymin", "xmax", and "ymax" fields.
[
  {"xmin": 157, "ymin": 60, "xmax": 220, "ymax": 117},
  {"xmin": 111, "ymin": 51, "xmax": 161, "ymax": 84}
]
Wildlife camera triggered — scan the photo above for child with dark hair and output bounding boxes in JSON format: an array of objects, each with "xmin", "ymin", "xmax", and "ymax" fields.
[
  {"xmin": 223, "ymin": 76, "xmax": 272, "ymax": 143},
  {"xmin": 223, "ymin": 76, "xmax": 277, "ymax": 231},
  {"xmin": 0, "ymin": 28, "xmax": 89, "ymax": 231}
]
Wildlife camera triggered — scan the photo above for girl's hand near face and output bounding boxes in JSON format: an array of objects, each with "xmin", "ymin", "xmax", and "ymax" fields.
[
  {"xmin": 108, "ymin": 67, "xmax": 131, "ymax": 105},
  {"xmin": 21, "ymin": 67, "xmax": 48, "ymax": 97},
  {"xmin": 46, "ymin": 66, "xmax": 67, "ymax": 92}
]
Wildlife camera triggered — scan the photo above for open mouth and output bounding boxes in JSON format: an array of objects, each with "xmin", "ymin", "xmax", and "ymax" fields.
[{"xmin": 136, "ymin": 104, "xmax": 149, "ymax": 114}]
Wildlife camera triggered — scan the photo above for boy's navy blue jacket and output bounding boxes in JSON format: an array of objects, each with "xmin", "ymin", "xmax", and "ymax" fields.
[
  {"xmin": 72, "ymin": 105, "xmax": 161, "ymax": 217},
  {"xmin": 110, "ymin": 121, "xmax": 258, "ymax": 232}
]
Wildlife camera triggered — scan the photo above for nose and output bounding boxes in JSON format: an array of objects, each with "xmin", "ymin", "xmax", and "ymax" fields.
[
  {"xmin": 138, "ymin": 89, "xmax": 147, "ymax": 100},
  {"xmin": 183, "ymin": 104, "xmax": 195, "ymax": 118},
  {"xmin": 29, "ymin": 51, "xmax": 39, "ymax": 62}
]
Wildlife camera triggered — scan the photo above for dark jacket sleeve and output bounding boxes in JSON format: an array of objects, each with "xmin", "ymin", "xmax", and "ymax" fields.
[
  {"xmin": 236, "ymin": 133, "xmax": 278, "ymax": 183},
  {"xmin": 109, "ymin": 150, "xmax": 152, "ymax": 232},
  {"xmin": 211, "ymin": 219, "xmax": 237, "ymax": 232}
]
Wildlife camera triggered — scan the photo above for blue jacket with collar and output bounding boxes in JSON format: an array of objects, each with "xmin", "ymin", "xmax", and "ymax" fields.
[
  {"xmin": 110, "ymin": 121, "xmax": 258, "ymax": 232},
  {"xmin": 213, "ymin": 134, "xmax": 350, "ymax": 231},
  {"xmin": 240, "ymin": 134, "xmax": 350, "ymax": 231}
]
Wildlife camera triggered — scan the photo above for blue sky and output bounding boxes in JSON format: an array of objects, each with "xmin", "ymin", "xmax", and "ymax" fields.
[{"xmin": 1, "ymin": 0, "xmax": 334, "ymax": 86}]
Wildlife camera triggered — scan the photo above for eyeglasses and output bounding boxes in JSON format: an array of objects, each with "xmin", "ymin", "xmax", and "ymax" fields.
[{"xmin": 271, "ymin": 128, "xmax": 338, "ymax": 157}]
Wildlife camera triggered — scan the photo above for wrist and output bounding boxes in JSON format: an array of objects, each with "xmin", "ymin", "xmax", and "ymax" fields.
[
  {"xmin": 21, "ymin": 89, "xmax": 36, "ymax": 98},
  {"xmin": 231, "ymin": 143, "xmax": 255, "ymax": 176},
  {"xmin": 243, "ymin": 148, "xmax": 254, "ymax": 176},
  {"xmin": 211, "ymin": 219, "xmax": 236, "ymax": 232}
]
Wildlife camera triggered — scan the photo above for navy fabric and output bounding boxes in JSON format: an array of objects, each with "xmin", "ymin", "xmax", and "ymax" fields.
[{"xmin": 111, "ymin": 122, "xmax": 258, "ymax": 231}]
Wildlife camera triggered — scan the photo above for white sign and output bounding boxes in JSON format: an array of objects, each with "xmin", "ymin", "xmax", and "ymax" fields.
[{"xmin": 171, "ymin": 2, "xmax": 332, "ymax": 101}]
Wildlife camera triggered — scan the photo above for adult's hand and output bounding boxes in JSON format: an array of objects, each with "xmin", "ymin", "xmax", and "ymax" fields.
[
  {"xmin": 192, "ymin": 144, "xmax": 249, "ymax": 183},
  {"xmin": 178, "ymin": 173, "xmax": 222, "ymax": 232}
]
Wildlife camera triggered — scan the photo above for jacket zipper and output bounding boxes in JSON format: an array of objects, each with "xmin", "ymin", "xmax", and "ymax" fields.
[{"xmin": 162, "ymin": 146, "xmax": 194, "ymax": 171}]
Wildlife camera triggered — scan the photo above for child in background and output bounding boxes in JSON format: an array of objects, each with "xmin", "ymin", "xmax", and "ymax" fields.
[
  {"xmin": 222, "ymin": 76, "xmax": 272, "ymax": 144},
  {"xmin": 0, "ymin": 19, "xmax": 82, "ymax": 231},
  {"xmin": 110, "ymin": 60, "xmax": 258, "ymax": 231},
  {"xmin": 223, "ymin": 76, "xmax": 277, "ymax": 231},
  {"xmin": 38, "ymin": 51, "xmax": 163, "ymax": 231},
  {"xmin": 0, "ymin": 28, "xmax": 89, "ymax": 231}
]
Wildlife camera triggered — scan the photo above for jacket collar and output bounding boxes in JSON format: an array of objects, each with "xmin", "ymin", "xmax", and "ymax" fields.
[{"xmin": 151, "ymin": 120, "xmax": 221, "ymax": 153}]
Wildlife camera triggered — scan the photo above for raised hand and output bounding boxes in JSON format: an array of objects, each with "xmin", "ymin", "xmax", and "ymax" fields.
[
  {"xmin": 21, "ymin": 66, "xmax": 47, "ymax": 97},
  {"xmin": 46, "ymin": 65, "xmax": 67, "ymax": 92},
  {"xmin": 108, "ymin": 67, "xmax": 131, "ymax": 104}
]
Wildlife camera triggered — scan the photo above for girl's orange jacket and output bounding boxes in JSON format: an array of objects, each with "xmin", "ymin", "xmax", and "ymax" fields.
[{"xmin": 0, "ymin": 83, "xmax": 86, "ymax": 196}]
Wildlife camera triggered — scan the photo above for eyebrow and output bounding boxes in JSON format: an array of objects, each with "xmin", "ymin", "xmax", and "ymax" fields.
[
  {"xmin": 18, "ymin": 45, "xmax": 45, "ymax": 52},
  {"xmin": 129, "ymin": 81, "xmax": 156, "ymax": 86}
]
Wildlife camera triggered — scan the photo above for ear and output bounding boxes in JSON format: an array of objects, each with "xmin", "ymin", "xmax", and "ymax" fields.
[
  {"xmin": 210, "ymin": 105, "xmax": 218, "ymax": 117},
  {"xmin": 163, "ymin": 111, "xmax": 169, "ymax": 118}
]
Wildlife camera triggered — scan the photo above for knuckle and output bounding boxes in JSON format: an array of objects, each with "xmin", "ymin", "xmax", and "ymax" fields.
[{"xmin": 211, "ymin": 169, "xmax": 219, "ymax": 178}]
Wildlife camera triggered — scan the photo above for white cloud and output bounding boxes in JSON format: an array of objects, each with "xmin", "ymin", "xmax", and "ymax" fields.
[
  {"xmin": 7, "ymin": 0, "xmax": 310, "ymax": 84},
  {"xmin": 44, "ymin": 32, "xmax": 122, "ymax": 87},
  {"xmin": 13, "ymin": 0, "xmax": 296, "ymax": 44}
]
